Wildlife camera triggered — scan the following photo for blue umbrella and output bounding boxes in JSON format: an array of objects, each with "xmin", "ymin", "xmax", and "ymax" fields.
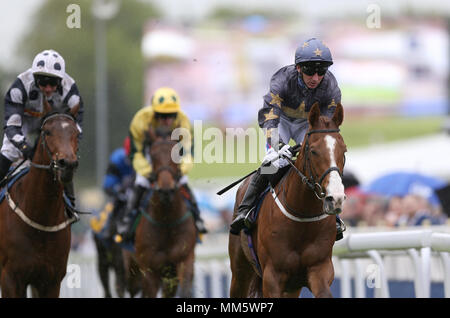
[{"xmin": 363, "ymin": 172, "xmax": 447, "ymax": 205}]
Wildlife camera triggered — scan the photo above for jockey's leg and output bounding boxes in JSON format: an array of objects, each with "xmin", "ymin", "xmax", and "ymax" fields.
[
  {"xmin": 0, "ymin": 153, "xmax": 12, "ymax": 182},
  {"xmin": 115, "ymin": 176, "xmax": 148, "ymax": 242},
  {"xmin": 230, "ymin": 168, "xmax": 268, "ymax": 235},
  {"xmin": 179, "ymin": 180, "xmax": 207, "ymax": 234}
]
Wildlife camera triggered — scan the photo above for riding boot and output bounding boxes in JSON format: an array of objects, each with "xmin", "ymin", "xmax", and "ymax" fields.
[
  {"xmin": 0, "ymin": 154, "xmax": 13, "ymax": 185},
  {"xmin": 181, "ymin": 184, "xmax": 208, "ymax": 234},
  {"xmin": 230, "ymin": 169, "xmax": 268, "ymax": 235},
  {"xmin": 115, "ymin": 185, "xmax": 146, "ymax": 243},
  {"xmin": 335, "ymin": 215, "xmax": 346, "ymax": 241},
  {"xmin": 64, "ymin": 181, "xmax": 79, "ymax": 220}
]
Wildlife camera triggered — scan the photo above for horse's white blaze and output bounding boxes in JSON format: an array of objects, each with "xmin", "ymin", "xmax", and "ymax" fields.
[
  {"xmin": 325, "ymin": 135, "xmax": 345, "ymax": 206},
  {"xmin": 61, "ymin": 122, "xmax": 70, "ymax": 129}
]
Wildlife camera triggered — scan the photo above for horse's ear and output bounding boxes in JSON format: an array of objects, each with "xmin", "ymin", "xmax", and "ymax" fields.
[
  {"xmin": 69, "ymin": 104, "xmax": 80, "ymax": 118},
  {"xmin": 332, "ymin": 103, "xmax": 344, "ymax": 127},
  {"xmin": 308, "ymin": 102, "xmax": 320, "ymax": 126},
  {"xmin": 43, "ymin": 96, "xmax": 52, "ymax": 115}
]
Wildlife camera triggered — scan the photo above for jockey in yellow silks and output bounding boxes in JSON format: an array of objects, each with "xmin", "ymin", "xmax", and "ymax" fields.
[{"xmin": 115, "ymin": 87, "xmax": 207, "ymax": 243}]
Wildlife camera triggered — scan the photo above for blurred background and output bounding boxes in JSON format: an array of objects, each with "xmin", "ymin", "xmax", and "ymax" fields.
[{"xmin": 1, "ymin": 0, "xmax": 450, "ymax": 297}]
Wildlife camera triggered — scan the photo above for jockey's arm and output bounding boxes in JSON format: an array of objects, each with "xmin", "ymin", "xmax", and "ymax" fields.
[
  {"xmin": 129, "ymin": 107, "xmax": 153, "ymax": 179},
  {"xmin": 4, "ymin": 78, "xmax": 28, "ymax": 150},
  {"xmin": 63, "ymin": 82, "xmax": 84, "ymax": 139}
]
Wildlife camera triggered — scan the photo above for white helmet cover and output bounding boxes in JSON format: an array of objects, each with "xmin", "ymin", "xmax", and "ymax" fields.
[{"xmin": 31, "ymin": 49, "xmax": 66, "ymax": 79}]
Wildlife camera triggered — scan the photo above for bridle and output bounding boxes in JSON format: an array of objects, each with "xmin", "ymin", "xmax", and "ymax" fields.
[
  {"xmin": 30, "ymin": 113, "xmax": 78, "ymax": 178},
  {"xmin": 148, "ymin": 140, "xmax": 181, "ymax": 190},
  {"xmin": 285, "ymin": 128, "xmax": 343, "ymax": 200},
  {"xmin": 272, "ymin": 128, "xmax": 345, "ymax": 221}
]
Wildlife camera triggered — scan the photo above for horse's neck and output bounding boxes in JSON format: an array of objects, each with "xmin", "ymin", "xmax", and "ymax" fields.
[
  {"xmin": 281, "ymin": 154, "xmax": 322, "ymax": 215},
  {"xmin": 18, "ymin": 148, "xmax": 64, "ymax": 221}
]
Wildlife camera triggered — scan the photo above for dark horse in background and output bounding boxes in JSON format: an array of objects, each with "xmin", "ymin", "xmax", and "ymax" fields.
[
  {"xmin": 92, "ymin": 199, "xmax": 127, "ymax": 298},
  {"xmin": 0, "ymin": 100, "xmax": 80, "ymax": 297},
  {"xmin": 128, "ymin": 127, "xmax": 197, "ymax": 298},
  {"xmin": 229, "ymin": 103, "xmax": 347, "ymax": 297}
]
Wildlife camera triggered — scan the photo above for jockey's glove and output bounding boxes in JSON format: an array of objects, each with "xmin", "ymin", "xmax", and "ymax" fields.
[
  {"xmin": 261, "ymin": 148, "xmax": 279, "ymax": 167},
  {"xmin": 278, "ymin": 144, "xmax": 293, "ymax": 160},
  {"xmin": 18, "ymin": 142, "xmax": 34, "ymax": 160}
]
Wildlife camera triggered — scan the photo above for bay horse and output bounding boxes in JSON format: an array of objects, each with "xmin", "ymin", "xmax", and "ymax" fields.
[
  {"xmin": 134, "ymin": 127, "xmax": 197, "ymax": 297},
  {"xmin": 229, "ymin": 103, "xmax": 346, "ymax": 298},
  {"xmin": 0, "ymin": 101, "xmax": 80, "ymax": 297}
]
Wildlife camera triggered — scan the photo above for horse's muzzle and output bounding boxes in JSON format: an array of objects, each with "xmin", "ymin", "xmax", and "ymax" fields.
[
  {"xmin": 57, "ymin": 159, "xmax": 79, "ymax": 183},
  {"xmin": 323, "ymin": 194, "xmax": 346, "ymax": 215}
]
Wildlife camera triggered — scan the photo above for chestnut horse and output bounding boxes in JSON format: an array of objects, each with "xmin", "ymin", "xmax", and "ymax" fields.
[
  {"xmin": 0, "ymin": 102, "xmax": 80, "ymax": 297},
  {"xmin": 134, "ymin": 128, "xmax": 197, "ymax": 297},
  {"xmin": 229, "ymin": 103, "xmax": 346, "ymax": 298}
]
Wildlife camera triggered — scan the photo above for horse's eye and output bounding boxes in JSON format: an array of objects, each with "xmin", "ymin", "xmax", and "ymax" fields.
[
  {"xmin": 44, "ymin": 130, "xmax": 51, "ymax": 136},
  {"xmin": 311, "ymin": 149, "xmax": 318, "ymax": 156}
]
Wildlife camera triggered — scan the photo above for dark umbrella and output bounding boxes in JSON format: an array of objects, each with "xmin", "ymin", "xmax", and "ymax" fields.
[{"xmin": 363, "ymin": 171, "xmax": 446, "ymax": 205}]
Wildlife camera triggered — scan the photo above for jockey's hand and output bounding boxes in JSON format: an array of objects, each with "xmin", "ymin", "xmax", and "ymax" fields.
[
  {"xmin": 278, "ymin": 144, "xmax": 293, "ymax": 160},
  {"xmin": 19, "ymin": 142, "xmax": 34, "ymax": 160},
  {"xmin": 261, "ymin": 148, "xmax": 278, "ymax": 167}
]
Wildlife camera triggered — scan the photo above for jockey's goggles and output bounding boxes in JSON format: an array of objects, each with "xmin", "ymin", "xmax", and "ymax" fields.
[
  {"xmin": 154, "ymin": 112, "xmax": 177, "ymax": 120},
  {"xmin": 35, "ymin": 75, "xmax": 61, "ymax": 87},
  {"xmin": 300, "ymin": 63, "xmax": 328, "ymax": 76}
]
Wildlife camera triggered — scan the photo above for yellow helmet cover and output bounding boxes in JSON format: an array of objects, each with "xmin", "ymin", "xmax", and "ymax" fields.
[{"xmin": 151, "ymin": 87, "xmax": 181, "ymax": 113}]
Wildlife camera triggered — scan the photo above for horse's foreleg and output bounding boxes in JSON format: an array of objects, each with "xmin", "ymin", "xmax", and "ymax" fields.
[
  {"xmin": 0, "ymin": 268, "xmax": 27, "ymax": 298},
  {"xmin": 141, "ymin": 269, "xmax": 160, "ymax": 298},
  {"xmin": 113, "ymin": 247, "xmax": 126, "ymax": 298},
  {"xmin": 307, "ymin": 261, "xmax": 334, "ymax": 298},
  {"xmin": 229, "ymin": 234, "xmax": 256, "ymax": 297},
  {"xmin": 34, "ymin": 282, "xmax": 61, "ymax": 298},
  {"xmin": 161, "ymin": 264, "xmax": 178, "ymax": 298},
  {"xmin": 261, "ymin": 265, "xmax": 286, "ymax": 298},
  {"xmin": 177, "ymin": 252, "xmax": 194, "ymax": 298}
]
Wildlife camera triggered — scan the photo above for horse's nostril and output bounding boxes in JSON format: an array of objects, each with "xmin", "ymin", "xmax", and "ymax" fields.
[
  {"xmin": 58, "ymin": 159, "xmax": 78, "ymax": 169},
  {"xmin": 58, "ymin": 159, "xmax": 66, "ymax": 167}
]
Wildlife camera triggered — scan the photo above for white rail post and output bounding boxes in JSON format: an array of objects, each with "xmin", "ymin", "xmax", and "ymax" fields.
[
  {"xmin": 340, "ymin": 258, "xmax": 352, "ymax": 298},
  {"xmin": 440, "ymin": 252, "xmax": 450, "ymax": 298},
  {"xmin": 420, "ymin": 247, "xmax": 431, "ymax": 298},
  {"xmin": 354, "ymin": 259, "xmax": 366, "ymax": 298},
  {"xmin": 407, "ymin": 248, "xmax": 424, "ymax": 297},
  {"xmin": 366, "ymin": 250, "xmax": 389, "ymax": 298}
]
